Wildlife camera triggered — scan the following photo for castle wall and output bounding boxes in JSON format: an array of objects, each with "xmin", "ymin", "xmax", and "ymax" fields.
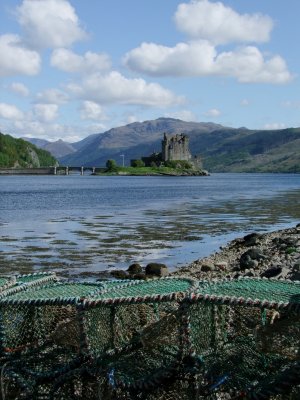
[{"xmin": 162, "ymin": 133, "xmax": 192, "ymax": 161}]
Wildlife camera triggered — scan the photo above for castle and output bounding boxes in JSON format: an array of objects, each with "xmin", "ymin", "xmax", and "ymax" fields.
[
  {"xmin": 162, "ymin": 133, "xmax": 192, "ymax": 162},
  {"xmin": 132, "ymin": 133, "xmax": 201, "ymax": 168}
]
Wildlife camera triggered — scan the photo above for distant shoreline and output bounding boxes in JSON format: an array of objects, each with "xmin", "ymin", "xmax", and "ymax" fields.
[{"xmin": 0, "ymin": 166, "xmax": 209, "ymax": 176}]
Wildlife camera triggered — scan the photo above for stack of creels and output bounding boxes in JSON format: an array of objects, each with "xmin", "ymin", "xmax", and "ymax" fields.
[
  {"xmin": 186, "ymin": 278, "xmax": 300, "ymax": 400},
  {"xmin": 0, "ymin": 274, "xmax": 299, "ymax": 399},
  {"xmin": 0, "ymin": 275, "xmax": 197, "ymax": 399}
]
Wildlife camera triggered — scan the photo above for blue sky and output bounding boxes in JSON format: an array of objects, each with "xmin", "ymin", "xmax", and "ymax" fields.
[{"xmin": 0, "ymin": 0, "xmax": 299, "ymax": 142}]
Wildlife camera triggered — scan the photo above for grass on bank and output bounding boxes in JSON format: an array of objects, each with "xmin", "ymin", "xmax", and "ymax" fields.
[
  {"xmin": 95, "ymin": 159, "xmax": 207, "ymax": 176},
  {"xmin": 97, "ymin": 166, "xmax": 205, "ymax": 176}
]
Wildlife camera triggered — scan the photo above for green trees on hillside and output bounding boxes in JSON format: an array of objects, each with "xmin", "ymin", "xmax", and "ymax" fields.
[{"xmin": 0, "ymin": 133, "xmax": 57, "ymax": 168}]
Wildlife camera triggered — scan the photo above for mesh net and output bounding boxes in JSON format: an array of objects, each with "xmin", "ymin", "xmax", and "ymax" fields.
[
  {"xmin": 0, "ymin": 275, "xmax": 298, "ymax": 399},
  {"xmin": 197, "ymin": 277, "xmax": 300, "ymax": 304},
  {"xmin": 188, "ymin": 278, "xmax": 300, "ymax": 399},
  {"xmin": 79, "ymin": 277, "xmax": 197, "ymax": 391},
  {"xmin": 0, "ymin": 277, "xmax": 16, "ymax": 293},
  {"xmin": 15, "ymin": 272, "xmax": 57, "ymax": 285}
]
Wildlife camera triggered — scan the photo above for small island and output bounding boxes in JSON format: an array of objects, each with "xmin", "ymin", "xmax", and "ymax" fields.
[{"xmin": 98, "ymin": 133, "xmax": 209, "ymax": 176}]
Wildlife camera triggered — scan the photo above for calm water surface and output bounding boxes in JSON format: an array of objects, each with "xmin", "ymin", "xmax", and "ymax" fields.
[{"xmin": 0, "ymin": 173, "xmax": 299, "ymax": 277}]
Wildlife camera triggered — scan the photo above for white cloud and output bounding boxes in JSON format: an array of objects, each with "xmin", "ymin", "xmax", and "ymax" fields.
[
  {"xmin": 174, "ymin": 0, "xmax": 273, "ymax": 45},
  {"xmin": 33, "ymin": 103, "xmax": 58, "ymax": 122},
  {"xmin": 263, "ymin": 122, "xmax": 286, "ymax": 130},
  {"xmin": 281, "ymin": 100, "xmax": 300, "ymax": 109},
  {"xmin": 241, "ymin": 99, "xmax": 249, "ymax": 106},
  {"xmin": 16, "ymin": 0, "xmax": 86, "ymax": 49},
  {"xmin": 9, "ymin": 82, "xmax": 30, "ymax": 97},
  {"xmin": 124, "ymin": 41, "xmax": 216, "ymax": 77},
  {"xmin": 51, "ymin": 48, "xmax": 111, "ymax": 73},
  {"xmin": 165, "ymin": 110, "xmax": 197, "ymax": 121},
  {"xmin": 203, "ymin": 108, "xmax": 221, "ymax": 118},
  {"xmin": 80, "ymin": 101, "xmax": 108, "ymax": 121},
  {"xmin": 0, "ymin": 103, "xmax": 24, "ymax": 120},
  {"xmin": 11, "ymin": 120, "xmax": 106, "ymax": 141},
  {"xmin": 124, "ymin": 1, "xmax": 291, "ymax": 84},
  {"xmin": 125, "ymin": 41, "xmax": 292, "ymax": 84},
  {"xmin": 214, "ymin": 46, "xmax": 292, "ymax": 84},
  {"xmin": 67, "ymin": 71, "xmax": 184, "ymax": 107},
  {"xmin": 126, "ymin": 115, "xmax": 139, "ymax": 124},
  {"xmin": 36, "ymin": 88, "xmax": 69, "ymax": 104},
  {"xmin": 0, "ymin": 34, "xmax": 40, "ymax": 77}
]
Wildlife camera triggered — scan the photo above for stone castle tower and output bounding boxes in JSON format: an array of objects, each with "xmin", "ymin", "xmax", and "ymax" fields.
[{"xmin": 162, "ymin": 133, "xmax": 192, "ymax": 162}]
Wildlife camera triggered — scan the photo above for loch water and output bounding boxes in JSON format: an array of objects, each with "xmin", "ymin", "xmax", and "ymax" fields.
[{"xmin": 0, "ymin": 173, "xmax": 300, "ymax": 278}]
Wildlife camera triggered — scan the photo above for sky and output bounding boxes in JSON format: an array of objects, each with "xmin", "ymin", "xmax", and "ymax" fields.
[{"xmin": 0, "ymin": 0, "xmax": 299, "ymax": 142}]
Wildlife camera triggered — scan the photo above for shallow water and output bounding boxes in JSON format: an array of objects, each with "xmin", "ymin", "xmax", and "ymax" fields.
[{"xmin": 0, "ymin": 173, "xmax": 299, "ymax": 277}]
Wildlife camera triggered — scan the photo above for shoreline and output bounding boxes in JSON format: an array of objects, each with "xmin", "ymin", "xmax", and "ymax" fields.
[{"xmin": 174, "ymin": 223, "xmax": 300, "ymax": 282}]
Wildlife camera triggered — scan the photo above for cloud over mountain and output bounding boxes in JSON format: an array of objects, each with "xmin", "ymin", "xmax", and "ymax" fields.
[{"xmin": 66, "ymin": 71, "xmax": 184, "ymax": 107}]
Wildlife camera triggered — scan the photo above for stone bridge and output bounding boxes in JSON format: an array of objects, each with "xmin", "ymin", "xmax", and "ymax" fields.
[{"xmin": 0, "ymin": 166, "xmax": 107, "ymax": 175}]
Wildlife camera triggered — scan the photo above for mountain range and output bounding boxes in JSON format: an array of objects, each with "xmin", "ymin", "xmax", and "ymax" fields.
[{"xmin": 24, "ymin": 118, "xmax": 300, "ymax": 172}]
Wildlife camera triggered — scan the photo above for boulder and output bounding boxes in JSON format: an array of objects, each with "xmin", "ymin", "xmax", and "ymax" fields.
[
  {"xmin": 284, "ymin": 237, "xmax": 298, "ymax": 246},
  {"xmin": 260, "ymin": 266, "xmax": 282, "ymax": 278},
  {"xmin": 145, "ymin": 263, "xmax": 169, "ymax": 277},
  {"xmin": 132, "ymin": 273, "xmax": 147, "ymax": 280},
  {"xmin": 201, "ymin": 262, "xmax": 215, "ymax": 272},
  {"xmin": 127, "ymin": 263, "xmax": 143, "ymax": 274},
  {"xmin": 289, "ymin": 270, "xmax": 300, "ymax": 281},
  {"xmin": 243, "ymin": 233, "xmax": 262, "ymax": 247},
  {"xmin": 273, "ymin": 236, "xmax": 298, "ymax": 247},
  {"xmin": 245, "ymin": 248, "xmax": 266, "ymax": 260},
  {"xmin": 111, "ymin": 270, "xmax": 128, "ymax": 279},
  {"xmin": 239, "ymin": 248, "xmax": 265, "ymax": 270},
  {"xmin": 293, "ymin": 261, "xmax": 300, "ymax": 271}
]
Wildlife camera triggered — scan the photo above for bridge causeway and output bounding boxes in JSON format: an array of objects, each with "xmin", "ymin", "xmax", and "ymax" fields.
[{"xmin": 0, "ymin": 166, "xmax": 106, "ymax": 175}]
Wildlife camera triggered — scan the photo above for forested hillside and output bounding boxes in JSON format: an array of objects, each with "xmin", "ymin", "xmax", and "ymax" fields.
[
  {"xmin": 0, "ymin": 133, "xmax": 57, "ymax": 168},
  {"xmin": 195, "ymin": 127, "xmax": 300, "ymax": 172}
]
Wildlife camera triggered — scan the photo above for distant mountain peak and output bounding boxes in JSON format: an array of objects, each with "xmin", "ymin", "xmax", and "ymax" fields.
[{"xmin": 18, "ymin": 117, "xmax": 300, "ymax": 172}]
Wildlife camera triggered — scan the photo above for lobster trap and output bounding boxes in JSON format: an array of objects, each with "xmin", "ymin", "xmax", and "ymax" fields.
[{"xmin": 0, "ymin": 274, "xmax": 298, "ymax": 399}]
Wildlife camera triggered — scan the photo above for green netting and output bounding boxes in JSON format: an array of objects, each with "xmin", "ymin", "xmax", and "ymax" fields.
[
  {"xmin": 0, "ymin": 273, "xmax": 58, "ymax": 303},
  {"xmin": 0, "ymin": 277, "xmax": 16, "ymax": 293},
  {"xmin": 187, "ymin": 278, "xmax": 300, "ymax": 399},
  {"xmin": 0, "ymin": 277, "xmax": 13, "ymax": 287},
  {"xmin": 98, "ymin": 279, "xmax": 134, "ymax": 289},
  {"xmin": 196, "ymin": 278, "xmax": 300, "ymax": 305},
  {"xmin": 95, "ymin": 276, "xmax": 197, "ymax": 300},
  {"xmin": 82, "ymin": 301, "xmax": 183, "ymax": 379},
  {"xmin": 15, "ymin": 272, "xmax": 57, "ymax": 285},
  {"xmin": 0, "ymin": 276, "xmax": 298, "ymax": 400},
  {"xmin": 76, "ymin": 278, "xmax": 197, "ymax": 392},
  {"xmin": 2, "ymin": 281, "xmax": 104, "ymax": 303}
]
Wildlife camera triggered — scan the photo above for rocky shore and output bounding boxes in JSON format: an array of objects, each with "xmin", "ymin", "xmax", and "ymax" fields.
[
  {"xmin": 175, "ymin": 223, "xmax": 300, "ymax": 282},
  {"xmin": 109, "ymin": 223, "xmax": 300, "ymax": 282}
]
